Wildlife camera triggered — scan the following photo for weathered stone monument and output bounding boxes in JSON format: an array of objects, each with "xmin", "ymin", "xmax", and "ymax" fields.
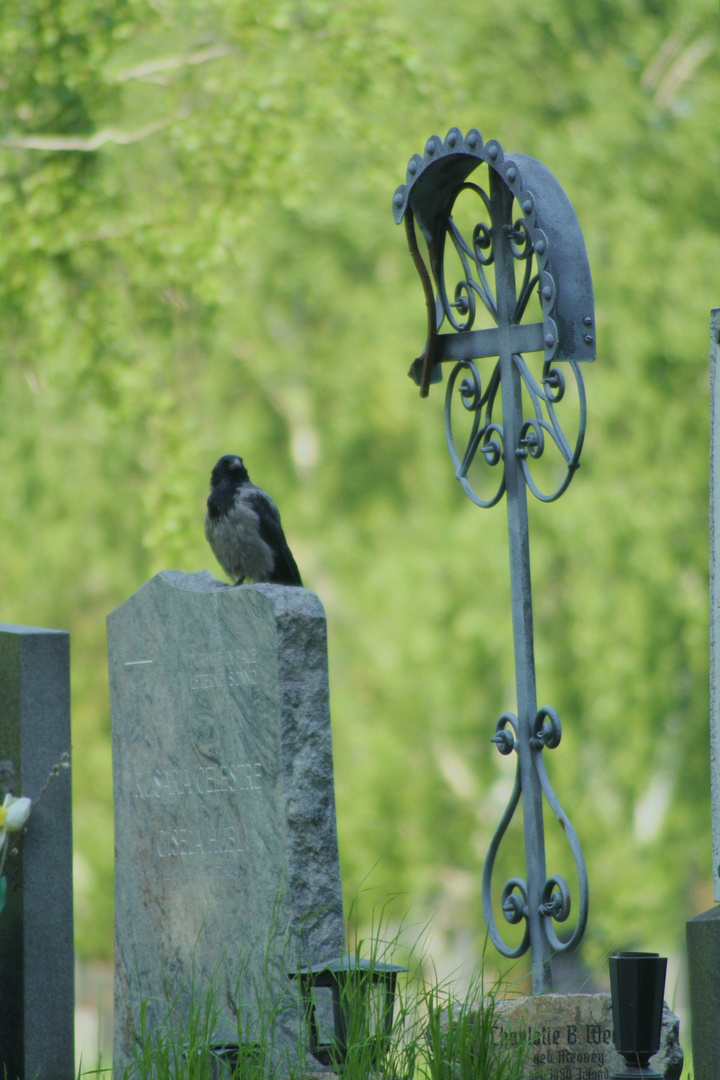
[
  {"xmin": 494, "ymin": 995, "xmax": 683, "ymax": 1080},
  {"xmin": 686, "ymin": 307, "xmax": 720, "ymax": 1080},
  {"xmin": 0, "ymin": 624, "xmax": 75, "ymax": 1080},
  {"xmin": 108, "ymin": 572, "xmax": 345, "ymax": 1073}
]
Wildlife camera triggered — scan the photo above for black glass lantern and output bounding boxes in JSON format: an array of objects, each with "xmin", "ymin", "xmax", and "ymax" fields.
[
  {"xmin": 609, "ymin": 952, "xmax": 667, "ymax": 1079},
  {"xmin": 288, "ymin": 954, "xmax": 406, "ymax": 1070}
]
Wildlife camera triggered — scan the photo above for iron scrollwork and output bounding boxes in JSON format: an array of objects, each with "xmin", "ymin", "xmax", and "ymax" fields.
[
  {"xmin": 444, "ymin": 358, "xmax": 504, "ymax": 508},
  {"xmin": 431, "ymin": 173, "xmax": 588, "ymax": 507},
  {"xmin": 482, "ymin": 705, "xmax": 589, "ymax": 961}
]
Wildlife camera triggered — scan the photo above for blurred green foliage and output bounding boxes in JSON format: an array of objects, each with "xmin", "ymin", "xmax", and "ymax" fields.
[{"xmin": 0, "ymin": 0, "xmax": 717, "ymax": 978}]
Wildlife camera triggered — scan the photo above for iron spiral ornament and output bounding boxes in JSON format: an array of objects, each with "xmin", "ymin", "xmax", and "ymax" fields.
[{"xmin": 393, "ymin": 128, "xmax": 594, "ymax": 993}]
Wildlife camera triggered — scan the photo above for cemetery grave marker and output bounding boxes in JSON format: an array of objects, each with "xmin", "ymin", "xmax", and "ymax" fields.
[
  {"xmin": 0, "ymin": 623, "xmax": 74, "ymax": 1080},
  {"xmin": 393, "ymin": 128, "xmax": 685, "ymax": 1078},
  {"xmin": 108, "ymin": 571, "xmax": 345, "ymax": 1073},
  {"xmin": 686, "ymin": 306, "xmax": 720, "ymax": 1079},
  {"xmin": 393, "ymin": 127, "xmax": 592, "ymax": 992},
  {"xmin": 493, "ymin": 994, "xmax": 683, "ymax": 1080}
]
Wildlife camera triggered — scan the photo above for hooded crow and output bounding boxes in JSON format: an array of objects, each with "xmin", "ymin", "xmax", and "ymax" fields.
[{"xmin": 204, "ymin": 454, "xmax": 302, "ymax": 587}]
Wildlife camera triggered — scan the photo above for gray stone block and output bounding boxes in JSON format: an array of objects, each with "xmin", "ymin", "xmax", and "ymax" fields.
[
  {"xmin": 492, "ymin": 993, "xmax": 683, "ymax": 1079},
  {"xmin": 709, "ymin": 309, "xmax": 720, "ymax": 899},
  {"xmin": 686, "ymin": 904, "xmax": 720, "ymax": 1080},
  {"xmin": 108, "ymin": 573, "xmax": 345, "ymax": 1073},
  {"xmin": 0, "ymin": 624, "xmax": 74, "ymax": 1080}
]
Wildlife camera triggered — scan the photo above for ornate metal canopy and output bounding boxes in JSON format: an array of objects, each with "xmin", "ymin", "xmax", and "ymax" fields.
[{"xmin": 393, "ymin": 127, "xmax": 594, "ymax": 388}]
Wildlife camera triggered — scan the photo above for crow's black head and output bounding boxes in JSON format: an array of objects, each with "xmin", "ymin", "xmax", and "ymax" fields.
[{"xmin": 209, "ymin": 454, "xmax": 249, "ymax": 490}]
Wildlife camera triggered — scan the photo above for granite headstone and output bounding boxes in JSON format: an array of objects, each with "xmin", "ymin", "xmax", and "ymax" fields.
[
  {"xmin": 0, "ymin": 624, "xmax": 74, "ymax": 1080},
  {"xmin": 108, "ymin": 572, "xmax": 345, "ymax": 1073},
  {"xmin": 493, "ymin": 994, "xmax": 683, "ymax": 1080},
  {"xmin": 687, "ymin": 305, "xmax": 720, "ymax": 1080},
  {"xmin": 686, "ymin": 905, "xmax": 720, "ymax": 1080},
  {"xmin": 708, "ymin": 307, "xmax": 720, "ymax": 904}
]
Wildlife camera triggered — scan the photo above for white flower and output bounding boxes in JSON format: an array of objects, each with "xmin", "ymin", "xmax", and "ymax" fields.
[{"xmin": 0, "ymin": 795, "xmax": 32, "ymax": 852}]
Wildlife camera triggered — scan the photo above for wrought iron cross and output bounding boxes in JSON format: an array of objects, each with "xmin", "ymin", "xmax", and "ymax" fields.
[{"xmin": 393, "ymin": 128, "xmax": 593, "ymax": 993}]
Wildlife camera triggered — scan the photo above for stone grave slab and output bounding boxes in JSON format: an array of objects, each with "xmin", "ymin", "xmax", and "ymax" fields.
[
  {"xmin": 687, "ymin": 905, "xmax": 720, "ymax": 1080},
  {"xmin": 689, "ymin": 305, "xmax": 720, "ymax": 1080},
  {"xmin": 493, "ymin": 993, "xmax": 683, "ymax": 1080},
  {"xmin": 0, "ymin": 624, "xmax": 74, "ymax": 1080},
  {"xmin": 709, "ymin": 307, "xmax": 720, "ymax": 902},
  {"xmin": 108, "ymin": 572, "xmax": 345, "ymax": 1073}
]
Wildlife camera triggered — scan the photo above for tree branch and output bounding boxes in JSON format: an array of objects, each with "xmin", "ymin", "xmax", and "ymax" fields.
[
  {"xmin": 1, "ymin": 108, "xmax": 192, "ymax": 152},
  {"xmin": 114, "ymin": 45, "xmax": 233, "ymax": 84}
]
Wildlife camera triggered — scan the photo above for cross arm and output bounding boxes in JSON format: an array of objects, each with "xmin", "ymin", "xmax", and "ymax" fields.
[{"xmin": 408, "ymin": 322, "xmax": 546, "ymax": 387}]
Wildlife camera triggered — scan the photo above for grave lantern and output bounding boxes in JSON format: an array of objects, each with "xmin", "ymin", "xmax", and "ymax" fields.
[
  {"xmin": 393, "ymin": 128, "xmax": 594, "ymax": 993},
  {"xmin": 288, "ymin": 954, "xmax": 406, "ymax": 1069}
]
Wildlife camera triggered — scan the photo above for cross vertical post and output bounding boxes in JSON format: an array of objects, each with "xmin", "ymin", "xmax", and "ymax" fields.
[{"xmin": 491, "ymin": 170, "xmax": 553, "ymax": 992}]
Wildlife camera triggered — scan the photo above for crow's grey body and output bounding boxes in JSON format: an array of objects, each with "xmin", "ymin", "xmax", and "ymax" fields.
[{"xmin": 204, "ymin": 455, "xmax": 302, "ymax": 587}]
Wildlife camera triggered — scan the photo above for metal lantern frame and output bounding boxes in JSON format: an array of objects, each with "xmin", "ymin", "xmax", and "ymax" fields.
[
  {"xmin": 288, "ymin": 954, "xmax": 406, "ymax": 1070},
  {"xmin": 393, "ymin": 127, "xmax": 593, "ymax": 993}
]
